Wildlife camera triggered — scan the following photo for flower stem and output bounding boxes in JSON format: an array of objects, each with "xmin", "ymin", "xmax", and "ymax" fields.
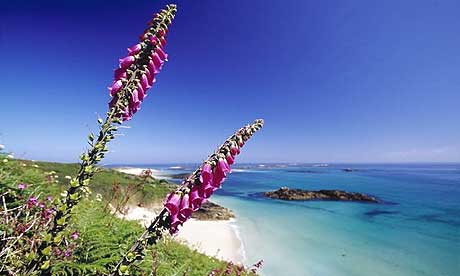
[{"xmin": 110, "ymin": 119, "xmax": 264, "ymax": 275}]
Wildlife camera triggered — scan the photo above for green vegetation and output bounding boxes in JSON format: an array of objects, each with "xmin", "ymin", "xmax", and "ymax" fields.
[
  {"xmin": 0, "ymin": 158, "xmax": 255, "ymax": 276},
  {"xmin": 12, "ymin": 159, "xmax": 176, "ymax": 205}
]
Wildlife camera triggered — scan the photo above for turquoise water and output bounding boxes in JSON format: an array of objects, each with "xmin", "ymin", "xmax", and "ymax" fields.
[{"xmin": 117, "ymin": 164, "xmax": 460, "ymax": 276}]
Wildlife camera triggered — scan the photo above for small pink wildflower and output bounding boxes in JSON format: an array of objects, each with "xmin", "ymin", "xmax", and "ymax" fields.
[
  {"xmin": 27, "ymin": 197, "xmax": 38, "ymax": 208},
  {"xmin": 70, "ymin": 231, "xmax": 79, "ymax": 240}
]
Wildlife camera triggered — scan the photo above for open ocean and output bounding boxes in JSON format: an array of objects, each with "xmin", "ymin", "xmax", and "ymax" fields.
[{"xmin": 113, "ymin": 163, "xmax": 460, "ymax": 276}]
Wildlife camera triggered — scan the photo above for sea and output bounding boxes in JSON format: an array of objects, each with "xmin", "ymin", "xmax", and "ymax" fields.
[{"xmin": 111, "ymin": 163, "xmax": 460, "ymax": 276}]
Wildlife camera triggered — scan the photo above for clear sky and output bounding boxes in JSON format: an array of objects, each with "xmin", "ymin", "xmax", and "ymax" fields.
[{"xmin": 1, "ymin": 0, "xmax": 459, "ymax": 164}]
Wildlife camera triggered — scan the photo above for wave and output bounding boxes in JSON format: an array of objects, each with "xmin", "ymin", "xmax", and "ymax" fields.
[
  {"xmin": 168, "ymin": 166, "xmax": 184, "ymax": 169},
  {"xmin": 229, "ymin": 218, "xmax": 247, "ymax": 263}
]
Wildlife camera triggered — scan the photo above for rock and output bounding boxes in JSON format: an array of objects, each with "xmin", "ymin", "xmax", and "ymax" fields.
[
  {"xmin": 163, "ymin": 173, "xmax": 190, "ymax": 179},
  {"xmin": 264, "ymin": 187, "xmax": 379, "ymax": 203},
  {"xmin": 191, "ymin": 201, "xmax": 235, "ymax": 220}
]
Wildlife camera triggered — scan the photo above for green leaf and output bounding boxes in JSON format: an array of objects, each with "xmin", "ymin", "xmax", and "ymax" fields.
[
  {"xmin": 40, "ymin": 260, "xmax": 50, "ymax": 270},
  {"xmin": 54, "ymin": 233, "xmax": 63, "ymax": 244},
  {"xmin": 70, "ymin": 192, "xmax": 80, "ymax": 201},
  {"xmin": 80, "ymin": 154, "xmax": 89, "ymax": 162},
  {"xmin": 43, "ymin": 233, "xmax": 51, "ymax": 243},
  {"xmin": 57, "ymin": 217, "xmax": 66, "ymax": 225},
  {"xmin": 126, "ymin": 252, "xmax": 135, "ymax": 261},
  {"xmin": 119, "ymin": 265, "xmax": 129, "ymax": 274},
  {"xmin": 70, "ymin": 179, "xmax": 79, "ymax": 187},
  {"xmin": 84, "ymin": 166, "xmax": 93, "ymax": 174},
  {"xmin": 58, "ymin": 204, "xmax": 67, "ymax": 212},
  {"xmin": 41, "ymin": 246, "xmax": 51, "ymax": 256},
  {"xmin": 26, "ymin": 252, "xmax": 35, "ymax": 261}
]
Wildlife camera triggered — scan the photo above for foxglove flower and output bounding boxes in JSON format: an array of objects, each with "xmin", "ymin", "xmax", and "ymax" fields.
[
  {"xmin": 112, "ymin": 119, "xmax": 263, "ymax": 274},
  {"xmin": 31, "ymin": 5, "xmax": 178, "ymax": 274},
  {"xmin": 189, "ymin": 186, "xmax": 203, "ymax": 211},
  {"xmin": 164, "ymin": 192, "xmax": 181, "ymax": 216},
  {"xmin": 166, "ymin": 119, "xmax": 264, "ymax": 233},
  {"xmin": 107, "ymin": 5, "xmax": 176, "ymax": 121},
  {"xmin": 178, "ymin": 194, "xmax": 192, "ymax": 220}
]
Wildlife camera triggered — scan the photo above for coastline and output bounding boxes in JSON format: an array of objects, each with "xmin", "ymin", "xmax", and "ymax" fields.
[
  {"xmin": 114, "ymin": 167, "xmax": 245, "ymax": 264},
  {"xmin": 115, "ymin": 167, "xmax": 172, "ymax": 180}
]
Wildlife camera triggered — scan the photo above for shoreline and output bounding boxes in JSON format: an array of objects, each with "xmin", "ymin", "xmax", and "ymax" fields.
[
  {"xmin": 113, "ymin": 167, "xmax": 245, "ymax": 264},
  {"xmin": 117, "ymin": 205, "xmax": 245, "ymax": 263},
  {"xmin": 114, "ymin": 167, "xmax": 172, "ymax": 180}
]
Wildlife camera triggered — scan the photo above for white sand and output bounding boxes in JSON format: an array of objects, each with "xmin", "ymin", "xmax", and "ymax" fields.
[
  {"xmin": 114, "ymin": 167, "xmax": 171, "ymax": 180},
  {"xmin": 117, "ymin": 205, "xmax": 244, "ymax": 264},
  {"xmin": 176, "ymin": 218, "xmax": 244, "ymax": 263}
]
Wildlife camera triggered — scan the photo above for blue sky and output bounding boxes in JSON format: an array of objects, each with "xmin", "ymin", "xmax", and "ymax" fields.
[{"xmin": 1, "ymin": 0, "xmax": 459, "ymax": 163}]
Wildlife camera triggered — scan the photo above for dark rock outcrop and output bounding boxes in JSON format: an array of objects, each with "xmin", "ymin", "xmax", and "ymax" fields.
[
  {"xmin": 265, "ymin": 187, "xmax": 379, "ymax": 203},
  {"xmin": 164, "ymin": 173, "xmax": 190, "ymax": 179},
  {"xmin": 192, "ymin": 201, "xmax": 235, "ymax": 220}
]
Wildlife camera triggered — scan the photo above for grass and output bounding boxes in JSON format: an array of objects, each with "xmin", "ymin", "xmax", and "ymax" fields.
[
  {"xmin": 0, "ymin": 157, "xmax": 256, "ymax": 276},
  {"xmin": 13, "ymin": 159, "xmax": 176, "ymax": 206}
]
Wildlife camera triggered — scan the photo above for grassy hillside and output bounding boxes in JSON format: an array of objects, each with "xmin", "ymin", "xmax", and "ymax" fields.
[
  {"xmin": 14, "ymin": 159, "xmax": 176, "ymax": 205},
  {"xmin": 0, "ymin": 157, "xmax": 256, "ymax": 276}
]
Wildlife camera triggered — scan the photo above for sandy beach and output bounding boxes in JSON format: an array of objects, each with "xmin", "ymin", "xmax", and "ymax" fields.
[
  {"xmin": 114, "ymin": 167, "xmax": 245, "ymax": 263},
  {"xmin": 115, "ymin": 167, "xmax": 171, "ymax": 180}
]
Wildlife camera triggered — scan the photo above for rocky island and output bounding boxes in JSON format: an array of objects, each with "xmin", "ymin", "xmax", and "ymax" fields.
[
  {"xmin": 265, "ymin": 187, "xmax": 379, "ymax": 203},
  {"xmin": 192, "ymin": 201, "xmax": 235, "ymax": 220}
]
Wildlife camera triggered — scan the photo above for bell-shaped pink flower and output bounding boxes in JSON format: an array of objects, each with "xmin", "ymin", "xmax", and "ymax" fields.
[
  {"xmin": 129, "ymin": 101, "xmax": 140, "ymax": 115},
  {"xmin": 141, "ymin": 73, "xmax": 150, "ymax": 90},
  {"xmin": 212, "ymin": 169, "xmax": 225, "ymax": 188},
  {"xmin": 114, "ymin": 68, "xmax": 127, "ymax": 80},
  {"xmin": 160, "ymin": 37, "xmax": 167, "ymax": 47},
  {"xmin": 127, "ymin": 44, "xmax": 142, "ymax": 55},
  {"xmin": 230, "ymin": 145, "xmax": 239, "ymax": 156},
  {"xmin": 148, "ymin": 59, "xmax": 160, "ymax": 74},
  {"xmin": 156, "ymin": 47, "xmax": 168, "ymax": 61},
  {"xmin": 164, "ymin": 193, "xmax": 181, "ymax": 216},
  {"xmin": 150, "ymin": 35, "xmax": 158, "ymax": 43},
  {"xmin": 226, "ymin": 153, "xmax": 234, "ymax": 165},
  {"xmin": 212, "ymin": 159, "xmax": 230, "ymax": 187},
  {"xmin": 122, "ymin": 108, "xmax": 132, "ymax": 121},
  {"xmin": 131, "ymin": 89, "xmax": 139, "ymax": 104},
  {"xmin": 108, "ymin": 80, "xmax": 123, "ymax": 96},
  {"xmin": 158, "ymin": 29, "xmax": 166, "ymax": 36},
  {"xmin": 151, "ymin": 52, "xmax": 164, "ymax": 68},
  {"xmin": 198, "ymin": 181, "xmax": 215, "ymax": 199},
  {"xmin": 178, "ymin": 194, "xmax": 192, "ymax": 221},
  {"xmin": 169, "ymin": 213, "xmax": 182, "ymax": 234},
  {"xmin": 219, "ymin": 158, "xmax": 231, "ymax": 175},
  {"xmin": 146, "ymin": 68, "xmax": 156, "ymax": 87},
  {"xmin": 200, "ymin": 163, "xmax": 213, "ymax": 185},
  {"xmin": 189, "ymin": 186, "xmax": 203, "ymax": 211},
  {"xmin": 137, "ymin": 84, "xmax": 145, "ymax": 101},
  {"xmin": 119, "ymin": 56, "xmax": 135, "ymax": 69}
]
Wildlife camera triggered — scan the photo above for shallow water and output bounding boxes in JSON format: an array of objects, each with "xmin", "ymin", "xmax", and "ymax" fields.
[{"xmin": 117, "ymin": 163, "xmax": 460, "ymax": 276}]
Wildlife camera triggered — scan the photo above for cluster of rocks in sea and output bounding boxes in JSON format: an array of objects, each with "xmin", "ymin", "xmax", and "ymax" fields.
[
  {"xmin": 264, "ymin": 187, "xmax": 379, "ymax": 203},
  {"xmin": 191, "ymin": 201, "xmax": 235, "ymax": 220}
]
